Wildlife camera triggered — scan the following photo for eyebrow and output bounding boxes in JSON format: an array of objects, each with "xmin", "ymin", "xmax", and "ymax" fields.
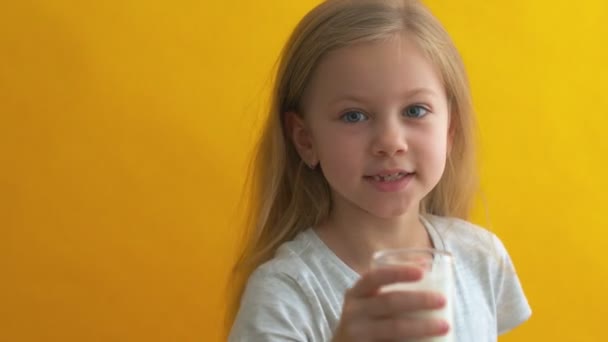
[
  {"xmin": 403, "ymin": 88, "xmax": 440, "ymax": 98},
  {"xmin": 329, "ymin": 87, "xmax": 440, "ymax": 105}
]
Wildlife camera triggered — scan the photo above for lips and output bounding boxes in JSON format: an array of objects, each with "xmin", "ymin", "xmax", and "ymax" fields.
[
  {"xmin": 364, "ymin": 169, "xmax": 414, "ymax": 182},
  {"xmin": 371, "ymin": 172, "xmax": 407, "ymax": 182},
  {"xmin": 364, "ymin": 169, "xmax": 414, "ymax": 192}
]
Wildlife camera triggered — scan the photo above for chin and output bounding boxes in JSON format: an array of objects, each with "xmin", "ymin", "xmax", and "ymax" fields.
[{"xmin": 367, "ymin": 205, "xmax": 412, "ymax": 219}]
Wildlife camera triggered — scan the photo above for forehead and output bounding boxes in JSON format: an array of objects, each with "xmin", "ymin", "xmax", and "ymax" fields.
[{"xmin": 303, "ymin": 34, "xmax": 445, "ymax": 106}]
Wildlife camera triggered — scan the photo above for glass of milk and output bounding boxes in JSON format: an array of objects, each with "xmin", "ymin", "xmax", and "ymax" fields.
[{"xmin": 371, "ymin": 248, "xmax": 455, "ymax": 342}]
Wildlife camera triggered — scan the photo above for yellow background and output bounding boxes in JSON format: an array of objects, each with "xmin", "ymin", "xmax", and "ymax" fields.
[{"xmin": 1, "ymin": 0, "xmax": 606, "ymax": 341}]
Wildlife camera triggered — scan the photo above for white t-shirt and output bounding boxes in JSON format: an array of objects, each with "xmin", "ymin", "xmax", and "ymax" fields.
[{"xmin": 229, "ymin": 215, "xmax": 532, "ymax": 341}]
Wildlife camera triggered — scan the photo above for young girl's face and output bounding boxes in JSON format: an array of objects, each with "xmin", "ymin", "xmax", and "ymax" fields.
[{"xmin": 294, "ymin": 34, "xmax": 450, "ymax": 219}]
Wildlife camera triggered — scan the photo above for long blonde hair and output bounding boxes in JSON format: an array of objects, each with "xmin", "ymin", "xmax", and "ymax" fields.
[{"xmin": 225, "ymin": 0, "xmax": 477, "ymax": 334}]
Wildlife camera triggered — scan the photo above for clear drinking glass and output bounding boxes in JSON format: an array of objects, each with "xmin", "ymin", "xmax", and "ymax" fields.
[{"xmin": 372, "ymin": 248, "xmax": 455, "ymax": 342}]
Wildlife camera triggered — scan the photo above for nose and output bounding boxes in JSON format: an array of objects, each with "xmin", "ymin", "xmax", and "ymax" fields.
[{"xmin": 371, "ymin": 118, "xmax": 408, "ymax": 157}]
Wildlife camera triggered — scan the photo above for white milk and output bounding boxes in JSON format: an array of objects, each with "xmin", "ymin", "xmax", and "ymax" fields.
[{"xmin": 380, "ymin": 262, "xmax": 455, "ymax": 342}]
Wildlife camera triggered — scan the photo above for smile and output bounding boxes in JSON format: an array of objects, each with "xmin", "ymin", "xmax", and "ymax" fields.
[
  {"xmin": 364, "ymin": 171, "xmax": 414, "ymax": 192},
  {"xmin": 372, "ymin": 172, "xmax": 408, "ymax": 182}
]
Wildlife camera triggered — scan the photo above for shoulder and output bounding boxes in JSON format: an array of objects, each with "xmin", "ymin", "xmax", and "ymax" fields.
[
  {"xmin": 237, "ymin": 227, "xmax": 351, "ymax": 314},
  {"xmin": 424, "ymin": 215, "xmax": 532, "ymax": 333},
  {"xmin": 424, "ymin": 214, "xmax": 513, "ymax": 292},
  {"xmin": 242, "ymin": 231, "xmax": 319, "ymax": 302},
  {"xmin": 424, "ymin": 214, "xmax": 493, "ymax": 241},
  {"xmin": 251, "ymin": 228, "xmax": 324, "ymax": 285},
  {"xmin": 424, "ymin": 214, "xmax": 508, "ymax": 260},
  {"xmin": 229, "ymin": 229, "xmax": 347, "ymax": 341},
  {"xmin": 228, "ymin": 233, "xmax": 319, "ymax": 341},
  {"xmin": 230, "ymin": 267, "xmax": 313, "ymax": 341}
]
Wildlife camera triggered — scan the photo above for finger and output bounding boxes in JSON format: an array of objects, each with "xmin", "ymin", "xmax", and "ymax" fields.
[
  {"xmin": 368, "ymin": 317, "xmax": 449, "ymax": 340},
  {"xmin": 348, "ymin": 266, "xmax": 423, "ymax": 298},
  {"xmin": 362, "ymin": 290, "xmax": 446, "ymax": 318}
]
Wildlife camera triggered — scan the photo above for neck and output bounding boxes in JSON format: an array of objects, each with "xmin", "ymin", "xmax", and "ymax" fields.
[{"xmin": 314, "ymin": 200, "xmax": 432, "ymax": 275}]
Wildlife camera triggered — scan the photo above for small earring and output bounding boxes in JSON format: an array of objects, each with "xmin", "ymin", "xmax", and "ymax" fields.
[{"xmin": 307, "ymin": 162, "xmax": 317, "ymax": 170}]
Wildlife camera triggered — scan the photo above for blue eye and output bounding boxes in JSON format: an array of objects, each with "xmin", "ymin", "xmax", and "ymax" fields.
[
  {"xmin": 340, "ymin": 111, "xmax": 368, "ymax": 123},
  {"xmin": 404, "ymin": 105, "xmax": 429, "ymax": 118}
]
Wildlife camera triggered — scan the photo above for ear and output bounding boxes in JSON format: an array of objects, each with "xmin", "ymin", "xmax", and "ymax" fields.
[{"xmin": 285, "ymin": 111, "xmax": 317, "ymax": 167}]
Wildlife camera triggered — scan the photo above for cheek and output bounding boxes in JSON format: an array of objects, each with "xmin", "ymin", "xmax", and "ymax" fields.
[
  {"xmin": 314, "ymin": 131, "xmax": 363, "ymax": 176},
  {"xmin": 413, "ymin": 127, "xmax": 449, "ymax": 170},
  {"xmin": 429, "ymin": 130, "xmax": 449, "ymax": 155},
  {"xmin": 318, "ymin": 142, "xmax": 358, "ymax": 169},
  {"xmin": 425, "ymin": 133, "xmax": 449, "ymax": 173}
]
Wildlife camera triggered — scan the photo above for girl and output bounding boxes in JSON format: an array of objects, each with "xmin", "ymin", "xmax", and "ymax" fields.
[{"xmin": 227, "ymin": 0, "xmax": 531, "ymax": 341}]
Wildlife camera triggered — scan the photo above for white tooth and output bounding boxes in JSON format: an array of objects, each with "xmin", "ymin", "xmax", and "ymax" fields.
[
  {"xmin": 373, "ymin": 173, "xmax": 407, "ymax": 182},
  {"xmin": 386, "ymin": 173, "xmax": 403, "ymax": 181}
]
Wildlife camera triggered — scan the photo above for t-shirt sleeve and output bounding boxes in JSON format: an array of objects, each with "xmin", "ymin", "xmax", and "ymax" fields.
[
  {"xmin": 228, "ymin": 267, "xmax": 314, "ymax": 342},
  {"xmin": 491, "ymin": 234, "xmax": 532, "ymax": 334}
]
